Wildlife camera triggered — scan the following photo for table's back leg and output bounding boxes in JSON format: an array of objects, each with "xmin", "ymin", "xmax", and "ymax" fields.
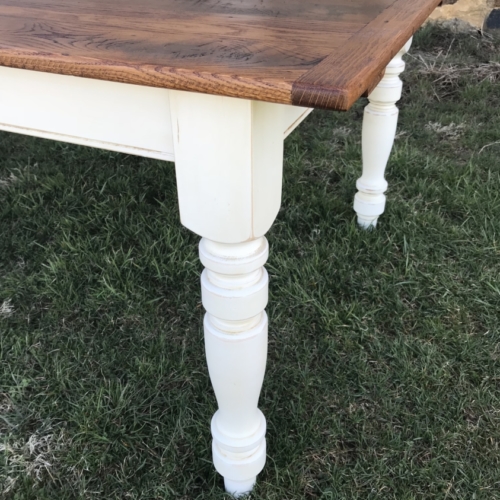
[
  {"xmin": 170, "ymin": 91, "xmax": 285, "ymax": 496},
  {"xmin": 354, "ymin": 38, "xmax": 412, "ymax": 229}
]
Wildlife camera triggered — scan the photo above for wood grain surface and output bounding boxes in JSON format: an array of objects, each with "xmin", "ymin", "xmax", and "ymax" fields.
[
  {"xmin": 292, "ymin": 0, "xmax": 443, "ymax": 109},
  {"xmin": 0, "ymin": 0, "xmax": 442, "ymax": 110}
]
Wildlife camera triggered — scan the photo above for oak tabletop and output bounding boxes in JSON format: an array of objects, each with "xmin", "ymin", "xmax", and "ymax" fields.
[{"xmin": 0, "ymin": 0, "xmax": 441, "ymax": 111}]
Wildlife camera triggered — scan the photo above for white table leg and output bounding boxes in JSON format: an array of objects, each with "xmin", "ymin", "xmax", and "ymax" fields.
[
  {"xmin": 354, "ymin": 38, "xmax": 412, "ymax": 229},
  {"xmin": 201, "ymin": 237, "xmax": 268, "ymax": 495},
  {"xmin": 170, "ymin": 91, "xmax": 285, "ymax": 496}
]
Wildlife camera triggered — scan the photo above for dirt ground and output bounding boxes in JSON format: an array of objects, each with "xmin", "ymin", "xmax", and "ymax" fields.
[{"xmin": 430, "ymin": 0, "xmax": 499, "ymax": 29}]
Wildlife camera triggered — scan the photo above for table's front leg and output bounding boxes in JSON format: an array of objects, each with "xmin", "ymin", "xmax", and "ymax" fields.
[
  {"xmin": 201, "ymin": 237, "xmax": 269, "ymax": 496},
  {"xmin": 354, "ymin": 38, "xmax": 412, "ymax": 228},
  {"xmin": 170, "ymin": 91, "xmax": 285, "ymax": 496}
]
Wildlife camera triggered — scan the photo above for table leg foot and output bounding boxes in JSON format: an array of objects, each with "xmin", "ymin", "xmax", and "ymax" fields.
[
  {"xmin": 357, "ymin": 214, "xmax": 379, "ymax": 229},
  {"xmin": 354, "ymin": 37, "xmax": 412, "ymax": 229},
  {"xmin": 224, "ymin": 477, "xmax": 257, "ymax": 497},
  {"xmin": 200, "ymin": 237, "xmax": 269, "ymax": 495}
]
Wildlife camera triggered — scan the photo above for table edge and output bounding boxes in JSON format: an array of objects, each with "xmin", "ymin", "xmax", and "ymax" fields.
[
  {"xmin": 291, "ymin": 0, "xmax": 443, "ymax": 110},
  {"xmin": 0, "ymin": 0, "xmax": 442, "ymax": 111}
]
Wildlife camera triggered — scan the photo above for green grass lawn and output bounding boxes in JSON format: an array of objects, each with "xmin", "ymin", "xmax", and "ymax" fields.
[{"xmin": 1, "ymin": 25, "xmax": 500, "ymax": 499}]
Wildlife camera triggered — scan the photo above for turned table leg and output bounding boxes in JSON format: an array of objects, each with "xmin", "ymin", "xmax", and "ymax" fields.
[
  {"xmin": 354, "ymin": 38, "xmax": 412, "ymax": 228},
  {"xmin": 170, "ymin": 91, "xmax": 285, "ymax": 496},
  {"xmin": 201, "ymin": 237, "xmax": 269, "ymax": 495}
]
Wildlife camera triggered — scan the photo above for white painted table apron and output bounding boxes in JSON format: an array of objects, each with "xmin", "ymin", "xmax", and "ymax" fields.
[{"xmin": 0, "ymin": 38, "xmax": 411, "ymax": 497}]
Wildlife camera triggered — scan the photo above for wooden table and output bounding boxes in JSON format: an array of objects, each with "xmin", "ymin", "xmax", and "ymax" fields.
[{"xmin": 0, "ymin": 0, "xmax": 441, "ymax": 496}]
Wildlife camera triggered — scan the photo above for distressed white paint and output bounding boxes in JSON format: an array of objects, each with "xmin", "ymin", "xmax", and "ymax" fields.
[
  {"xmin": 354, "ymin": 38, "xmax": 412, "ymax": 228},
  {"xmin": 0, "ymin": 67, "xmax": 308, "ymax": 163},
  {"xmin": 0, "ymin": 66, "xmax": 175, "ymax": 161},
  {"xmin": 170, "ymin": 90, "xmax": 285, "ymax": 243},
  {"xmin": 170, "ymin": 92, "xmax": 287, "ymax": 495},
  {"xmin": 283, "ymin": 106, "xmax": 313, "ymax": 138}
]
